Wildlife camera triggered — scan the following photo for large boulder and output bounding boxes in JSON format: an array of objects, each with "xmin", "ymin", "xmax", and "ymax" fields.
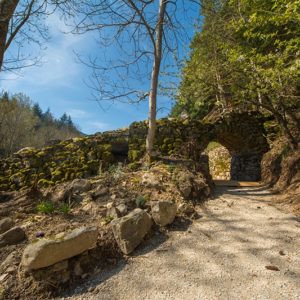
[
  {"xmin": 21, "ymin": 227, "xmax": 98, "ymax": 271},
  {"xmin": 111, "ymin": 208, "xmax": 152, "ymax": 255},
  {"xmin": 0, "ymin": 217, "xmax": 14, "ymax": 234},
  {"xmin": 0, "ymin": 227, "xmax": 25, "ymax": 248},
  {"xmin": 151, "ymin": 201, "xmax": 177, "ymax": 226}
]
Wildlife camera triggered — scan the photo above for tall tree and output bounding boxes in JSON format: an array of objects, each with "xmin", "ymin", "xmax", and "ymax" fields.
[
  {"xmin": 174, "ymin": 0, "xmax": 300, "ymax": 149},
  {"xmin": 68, "ymin": 0, "xmax": 198, "ymax": 158}
]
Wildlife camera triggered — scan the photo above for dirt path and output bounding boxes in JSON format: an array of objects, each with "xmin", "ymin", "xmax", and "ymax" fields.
[{"xmin": 63, "ymin": 186, "xmax": 300, "ymax": 300}]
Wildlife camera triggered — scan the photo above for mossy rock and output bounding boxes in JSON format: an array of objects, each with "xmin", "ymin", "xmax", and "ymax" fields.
[
  {"xmin": 128, "ymin": 150, "xmax": 141, "ymax": 162},
  {"xmin": 102, "ymin": 144, "xmax": 112, "ymax": 152},
  {"xmin": 36, "ymin": 151, "xmax": 47, "ymax": 158},
  {"xmin": 0, "ymin": 184, "xmax": 9, "ymax": 191},
  {"xmin": 37, "ymin": 179, "xmax": 55, "ymax": 188},
  {"xmin": 127, "ymin": 162, "xmax": 141, "ymax": 171},
  {"xmin": 51, "ymin": 169, "xmax": 63, "ymax": 181}
]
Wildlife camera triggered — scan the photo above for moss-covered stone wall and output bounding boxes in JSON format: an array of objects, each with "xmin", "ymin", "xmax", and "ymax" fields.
[
  {"xmin": 128, "ymin": 118, "xmax": 213, "ymax": 162},
  {"xmin": 0, "ymin": 130, "xmax": 128, "ymax": 191},
  {"xmin": 0, "ymin": 111, "xmax": 270, "ymax": 191},
  {"xmin": 129, "ymin": 112, "xmax": 269, "ymax": 161}
]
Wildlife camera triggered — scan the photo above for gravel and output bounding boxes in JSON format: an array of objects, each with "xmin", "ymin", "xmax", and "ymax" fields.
[{"xmin": 61, "ymin": 186, "xmax": 300, "ymax": 300}]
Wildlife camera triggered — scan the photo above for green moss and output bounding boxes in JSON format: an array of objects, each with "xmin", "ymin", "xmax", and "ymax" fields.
[
  {"xmin": 102, "ymin": 144, "xmax": 112, "ymax": 152},
  {"xmin": 127, "ymin": 162, "xmax": 141, "ymax": 171},
  {"xmin": 102, "ymin": 151, "xmax": 112, "ymax": 161},
  {"xmin": 128, "ymin": 150, "xmax": 141, "ymax": 161},
  {"xmin": 0, "ymin": 184, "xmax": 9, "ymax": 191},
  {"xmin": 36, "ymin": 151, "xmax": 46, "ymax": 158},
  {"xmin": 37, "ymin": 179, "xmax": 54, "ymax": 187},
  {"xmin": 51, "ymin": 169, "xmax": 63, "ymax": 181}
]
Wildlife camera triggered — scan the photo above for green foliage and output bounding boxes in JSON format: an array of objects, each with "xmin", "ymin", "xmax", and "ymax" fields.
[
  {"xmin": 58, "ymin": 203, "xmax": 71, "ymax": 215},
  {"xmin": 135, "ymin": 195, "xmax": 146, "ymax": 208},
  {"xmin": 173, "ymin": 0, "xmax": 300, "ymax": 147},
  {"xmin": 103, "ymin": 215, "xmax": 114, "ymax": 224},
  {"xmin": 0, "ymin": 92, "xmax": 81, "ymax": 158},
  {"xmin": 36, "ymin": 201, "xmax": 55, "ymax": 214}
]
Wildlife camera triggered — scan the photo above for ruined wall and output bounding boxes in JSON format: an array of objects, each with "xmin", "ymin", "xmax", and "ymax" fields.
[
  {"xmin": 0, "ymin": 112, "xmax": 270, "ymax": 191},
  {"xmin": 129, "ymin": 112, "xmax": 269, "ymax": 181},
  {"xmin": 0, "ymin": 130, "xmax": 128, "ymax": 191},
  {"xmin": 128, "ymin": 118, "xmax": 213, "ymax": 162}
]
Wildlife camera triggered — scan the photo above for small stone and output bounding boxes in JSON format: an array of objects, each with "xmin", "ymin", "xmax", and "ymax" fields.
[
  {"xmin": 177, "ymin": 203, "xmax": 195, "ymax": 214},
  {"xmin": 93, "ymin": 187, "xmax": 109, "ymax": 199},
  {"xmin": 51, "ymin": 260, "xmax": 69, "ymax": 272},
  {"xmin": 0, "ymin": 226, "xmax": 25, "ymax": 248},
  {"xmin": 107, "ymin": 206, "xmax": 121, "ymax": 219},
  {"xmin": 0, "ymin": 273, "xmax": 9, "ymax": 282},
  {"xmin": 151, "ymin": 201, "xmax": 177, "ymax": 226},
  {"xmin": 5, "ymin": 266, "xmax": 16, "ymax": 274},
  {"xmin": 116, "ymin": 204, "xmax": 128, "ymax": 216},
  {"xmin": 0, "ymin": 218, "xmax": 14, "ymax": 234},
  {"xmin": 111, "ymin": 208, "xmax": 152, "ymax": 254},
  {"xmin": 71, "ymin": 179, "xmax": 92, "ymax": 194},
  {"xmin": 279, "ymin": 250, "xmax": 286, "ymax": 256},
  {"xmin": 265, "ymin": 265, "xmax": 280, "ymax": 271},
  {"xmin": 74, "ymin": 261, "xmax": 83, "ymax": 276}
]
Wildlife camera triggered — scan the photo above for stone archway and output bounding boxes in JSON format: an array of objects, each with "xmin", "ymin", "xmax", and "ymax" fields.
[
  {"xmin": 211, "ymin": 112, "xmax": 269, "ymax": 181},
  {"xmin": 128, "ymin": 112, "xmax": 269, "ymax": 181}
]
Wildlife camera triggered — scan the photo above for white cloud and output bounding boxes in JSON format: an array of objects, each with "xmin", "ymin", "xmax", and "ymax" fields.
[
  {"xmin": 86, "ymin": 121, "xmax": 110, "ymax": 132},
  {"xmin": 0, "ymin": 11, "xmax": 93, "ymax": 91},
  {"xmin": 67, "ymin": 108, "xmax": 90, "ymax": 119}
]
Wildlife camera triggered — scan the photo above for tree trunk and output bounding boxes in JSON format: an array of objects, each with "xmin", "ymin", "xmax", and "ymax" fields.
[
  {"xmin": 273, "ymin": 111, "xmax": 298, "ymax": 150},
  {"xmin": 0, "ymin": 0, "xmax": 19, "ymax": 71},
  {"xmin": 146, "ymin": 0, "xmax": 166, "ymax": 158}
]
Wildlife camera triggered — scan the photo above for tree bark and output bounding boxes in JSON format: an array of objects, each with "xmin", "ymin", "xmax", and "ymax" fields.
[
  {"xmin": 146, "ymin": 0, "xmax": 166, "ymax": 158},
  {"xmin": 0, "ymin": 0, "xmax": 19, "ymax": 71}
]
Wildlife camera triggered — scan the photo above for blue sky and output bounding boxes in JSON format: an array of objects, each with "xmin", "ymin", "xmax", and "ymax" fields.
[{"xmin": 0, "ymin": 3, "xmax": 199, "ymax": 135}]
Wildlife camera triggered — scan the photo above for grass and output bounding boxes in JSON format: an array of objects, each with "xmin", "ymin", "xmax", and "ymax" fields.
[
  {"xmin": 36, "ymin": 201, "xmax": 71, "ymax": 215},
  {"xmin": 58, "ymin": 203, "xmax": 71, "ymax": 214},
  {"xmin": 36, "ymin": 201, "xmax": 55, "ymax": 214},
  {"xmin": 135, "ymin": 195, "xmax": 146, "ymax": 208}
]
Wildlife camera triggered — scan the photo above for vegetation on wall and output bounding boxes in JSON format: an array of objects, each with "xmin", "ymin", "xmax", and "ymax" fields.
[
  {"xmin": 172, "ymin": 0, "xmax": 300, "ymax": 149},
  {"xmin": 0, "ymin": 92, "xmax": 80, "ymax": 157}
]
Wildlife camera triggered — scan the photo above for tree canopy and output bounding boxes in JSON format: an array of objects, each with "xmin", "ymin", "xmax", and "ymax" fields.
[{"xmin": 173, "ymin": 0, "xmax": 300, "ymax": 148}]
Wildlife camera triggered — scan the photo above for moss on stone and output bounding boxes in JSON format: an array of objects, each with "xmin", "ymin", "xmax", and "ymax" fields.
[
  {"xmin": 128, "ymin": 150, "xmax": 141, "ymax": 162},
  {"xmin": 37, "ymin": 179, "xmax": 54, "ymax": 187}
]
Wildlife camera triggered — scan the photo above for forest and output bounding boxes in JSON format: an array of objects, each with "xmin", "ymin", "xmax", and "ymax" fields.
[{"xmin": 0, "ymin": 92, "xmax": 80, "ymax": 157}]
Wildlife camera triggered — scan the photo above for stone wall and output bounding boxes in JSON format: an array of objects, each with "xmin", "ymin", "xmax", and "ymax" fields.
[
  {"xmin": 231, "ymin": 154, "xmax": 263, "ymax": 181},
  {"xmin": 128, "ymin": 118, "xmax": 212, "ymax": 162},
  {"xmin": 0, "ymin": 130, "xmax": 128, "ymax": 191},
  {"xmin": 0, "ymin": 112, "xmax": 270, "ymax": 191}
]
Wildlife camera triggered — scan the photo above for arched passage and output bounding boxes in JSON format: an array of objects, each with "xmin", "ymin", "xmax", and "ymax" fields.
[
  {"xmin": 205, "ymin": 142, "xmax": 231, "ymax": 180},
  {"xmin": 128, "ymin": 112, "xmax": 269, "ymax": 181}
]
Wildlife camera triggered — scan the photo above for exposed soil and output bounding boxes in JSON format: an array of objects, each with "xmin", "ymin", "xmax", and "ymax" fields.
[{"xmin": 61, "ymin": 186, "xmax": 300, "ymax": 300}]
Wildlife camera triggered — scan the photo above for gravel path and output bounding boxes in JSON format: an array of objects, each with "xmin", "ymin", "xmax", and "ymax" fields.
[{"xmin": 63, "ymin": 186, "xmax": 300, "ymax": 300}]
